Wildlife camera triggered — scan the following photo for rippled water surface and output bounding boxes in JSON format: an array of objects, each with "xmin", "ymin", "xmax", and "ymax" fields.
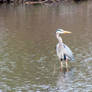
[{"xmin": 0, "ymin": 1, "xmax": 92, "ymax": 92}]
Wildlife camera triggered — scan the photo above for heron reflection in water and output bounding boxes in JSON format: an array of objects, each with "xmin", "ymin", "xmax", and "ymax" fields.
[{"xmin": 56, "ymin": 29, "xmax": 74, "ymax": 70}]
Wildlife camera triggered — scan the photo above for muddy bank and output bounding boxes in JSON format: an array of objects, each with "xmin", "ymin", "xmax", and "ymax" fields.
[{"xmin": 0, "ymin": 0, "xmax": 88, "ymax": 5}]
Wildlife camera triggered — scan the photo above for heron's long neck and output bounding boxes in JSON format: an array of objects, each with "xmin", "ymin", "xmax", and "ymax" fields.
[{"xmin": 56, "ymin": 34, "xmax": 63, "ymax": 44}]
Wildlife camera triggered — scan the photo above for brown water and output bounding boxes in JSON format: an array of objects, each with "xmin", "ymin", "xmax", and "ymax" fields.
[{"xmin": 0, "ymin": 1, "xmax": 92, "ymax": 92}]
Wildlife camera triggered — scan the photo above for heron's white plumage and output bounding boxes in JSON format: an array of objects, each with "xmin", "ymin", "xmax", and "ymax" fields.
[{"xmin": 56, "ymin": 43, "xmax": 74, "ymax": 61}]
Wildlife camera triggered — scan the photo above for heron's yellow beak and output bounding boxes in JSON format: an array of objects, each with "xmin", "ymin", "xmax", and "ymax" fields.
[{"xmin": 63, "ymin": 31, "xmax": 72, "ymax": 34}]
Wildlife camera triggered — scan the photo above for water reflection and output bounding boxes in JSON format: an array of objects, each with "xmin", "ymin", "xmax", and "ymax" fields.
[{"xmin": 56, "ymin": 67, "xmax": 75, "ymax": 92}]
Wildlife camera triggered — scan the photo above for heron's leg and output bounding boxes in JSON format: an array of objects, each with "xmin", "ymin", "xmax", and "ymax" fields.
[
  {"xmin": 60, "ymin": 61, "xmax": 64, "ymax": 68},
  {"xmin": 65, "ymin": 59, "xmax": 69, "ymax": 72},
  {"xmin": 60, "ymin": 61, "xmax": 63, "ymax": 71},
  {"xmin": 65, "ymin": 59, "xmax": 68, "ymax": 68}
]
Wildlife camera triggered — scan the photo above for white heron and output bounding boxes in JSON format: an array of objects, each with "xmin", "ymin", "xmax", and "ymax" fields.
[{"xmin": 56, "ymin": 29, "xmax": 74, "ymax": 68}]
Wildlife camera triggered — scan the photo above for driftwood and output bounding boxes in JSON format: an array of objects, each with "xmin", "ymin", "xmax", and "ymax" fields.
[
  {"xmin": 25, "ymin": 1, "xmax": 43, "ymax": 5},
  {"xmin": 24, "ymin": 0, "xmax": 54, "ymax": 5}
]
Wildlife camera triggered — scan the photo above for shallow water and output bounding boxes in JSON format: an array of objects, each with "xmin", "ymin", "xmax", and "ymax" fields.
[{"xmin": 0, "ymin": 1, "xmax": 92, "ymax": 92}]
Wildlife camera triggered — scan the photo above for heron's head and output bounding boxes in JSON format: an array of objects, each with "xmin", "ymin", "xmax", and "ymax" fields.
[{"xmin": 56, "ymin": 29, "xmax": 71, "ymax": 34}]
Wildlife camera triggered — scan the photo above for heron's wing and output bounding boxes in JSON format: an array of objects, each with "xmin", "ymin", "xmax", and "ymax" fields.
[{"xmin": 63, "ymin": 43, "xmax": 74, "ymax": 61}]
